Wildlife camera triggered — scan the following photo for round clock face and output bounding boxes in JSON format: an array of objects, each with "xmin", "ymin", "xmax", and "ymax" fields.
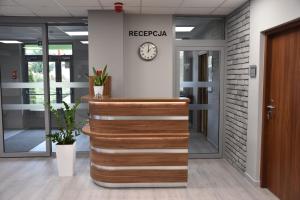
[{"xmin": 139, "ymin": 42, "xmax": 158, "ymax": 61}]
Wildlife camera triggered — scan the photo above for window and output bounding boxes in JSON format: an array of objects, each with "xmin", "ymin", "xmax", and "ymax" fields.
[
  {"xmin": 24, "ymin": 44, "xmax": 73, "ymax": 104},
  {"xmin": 24, "ymin": 44, "xmax": 72, "ymax": 55}
]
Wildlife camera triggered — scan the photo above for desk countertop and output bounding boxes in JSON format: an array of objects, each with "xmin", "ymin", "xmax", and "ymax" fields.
[{"xmin": 81, "ymin": 95, "xmax": 190, "ymax": 102}]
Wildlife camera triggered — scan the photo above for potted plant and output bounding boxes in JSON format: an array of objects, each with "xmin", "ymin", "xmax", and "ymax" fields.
[
  {"xmin": 93, "ymin": 65, "xmax": 108, "ymax": 97},
  {"xmin": 47, "ymin": 101, "xmax": 81, "ymax": 176}
]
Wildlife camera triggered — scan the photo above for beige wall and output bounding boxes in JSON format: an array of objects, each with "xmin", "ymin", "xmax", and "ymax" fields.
[
  {"xmin": 88, "ymin": 11, "xmax": 124, "ymax": 97},
  {"xmin": 88, "ymin": 12, "xmax": 173, "ymax": 98},
  {"xmin": 124, "ymin": 15, "xmax": 173, "ymax": 98}
]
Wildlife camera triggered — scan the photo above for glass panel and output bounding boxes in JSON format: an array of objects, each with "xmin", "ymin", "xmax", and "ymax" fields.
[
  {"xmin": 24, "ymin": 44, "xmax": 43, "ymax": 55},
  {"xmin": 48, "ymin": 25, "xmax": 89, "ymax": 152},
  {"xmin": 0, "ymin": 25, "xmax": 47, "ymax": 153},
  {"xmin": 197, "ymin": 87, "xmax": 208, "ymax": 104},
  {"xmin": 49, "ymin": 44, "xmax": 72, "ymax": 55},
  {"xmin": 179, "ymin": 51, "xmax": 193, "ymax": 82},
  {"xmin": 197, "ymin": 51, "xmax": 219, "ymax": 82},
  {"xmin": 188, "ymin": 110, "xmax": 193, "ymax": 130},
  {"xmin": 49, "ymin": 61, "xmax": 56, "ymax": 103},
  {"xmin": 189, "ymin": 110, "xmax": 219, "ymax": 154},
  {"xmin": 28, "ymin": 61, "xmax": 44, "ymax": 104},
  {"xmin": 180, "ymin": 87, "xmax": 194, "ymax": 104},
  {"xmin": 61, "ymin": 61, "xmax": 71, "ymax": 103},
  {"xmin": 179, "ymin": 49, "xmax": 220, "ymax": 155},
  {"xmin": 25, "ymin": 44, "xmax": 72, "ymax": 55},
  {"xmin": 175, "ymin": 16, "xmax": 225, "ymax": 40}
]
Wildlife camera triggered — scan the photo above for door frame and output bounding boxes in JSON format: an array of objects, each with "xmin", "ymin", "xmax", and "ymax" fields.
[
  {"xmin": 0, "ymin": 23, "xmax": 51, "ymax": 157},
  {"xmin": 174, "ymin": 40, "xmax": 225, "ymax": 159},
  {"xmin": 260, "ymin": 19, "xmax": 300, "ymax": 187}
]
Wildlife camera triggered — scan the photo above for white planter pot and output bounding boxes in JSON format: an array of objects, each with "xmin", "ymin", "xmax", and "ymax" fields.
[
  {"xmin": 94, "ymin": 86, "xmax": 104, "ymax": 97},
  {"xmin": 56, "ymin": 142, "xmax": 76, "ymax": 176}
]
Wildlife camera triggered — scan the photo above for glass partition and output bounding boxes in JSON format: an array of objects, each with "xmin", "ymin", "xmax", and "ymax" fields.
[
  {"xmin": 175, "ymin": 16, "xmax": 225, "ymax": 40},
  {"xmin": 0, "ymin": 25, "xmax": 48, "ymax": 154},
  {"xmin": 0, "ymin": 24, "xmax": 89, "ymax": 157}
]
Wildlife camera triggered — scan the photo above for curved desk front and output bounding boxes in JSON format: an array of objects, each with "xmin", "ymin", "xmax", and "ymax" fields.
[{"xmin": 82, "ymin": 97, "xmax": 189, "ymax": 188}]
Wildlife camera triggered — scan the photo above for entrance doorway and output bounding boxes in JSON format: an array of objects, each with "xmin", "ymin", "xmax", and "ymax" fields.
[
  {"xmin": 175, "ymin": 43, "xmax": 224, "ymax": 158},
  {"xmin": 261, "ymin": 20, "xmax": 300, "ymax": 200},
  {"xmin": 0, "ymin": 24, "xmax": 89, "ymax": 157}
]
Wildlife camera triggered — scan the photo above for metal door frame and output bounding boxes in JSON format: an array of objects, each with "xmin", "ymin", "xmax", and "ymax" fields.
[
  {"xmin": 0, "ymin": 23, "xmax": 51, "ymax": 157},
  {"xmin": 175, "ymin": 40, "xmax": 225, "ymax": 159}
]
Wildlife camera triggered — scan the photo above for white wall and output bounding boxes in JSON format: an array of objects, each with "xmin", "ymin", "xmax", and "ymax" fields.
[
  {"xmin": 124, "ymin": 15, "xmax": 173, "ymax": 98},
  {"xmin": 88, "ymin": 13, "xmax": 173, "ymax": 98},
  {"xmin": 246, "ymin": 0, "xmax": 300, "ymax": 183},
  {"xmin": 88, "ymin": 11, "xmax": 124, "ymax": 97}
]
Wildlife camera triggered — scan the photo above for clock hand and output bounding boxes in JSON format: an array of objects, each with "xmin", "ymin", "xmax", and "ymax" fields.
[{"xmin": 147, "ymin": 44, "xmax": 150, "ymax": 53}]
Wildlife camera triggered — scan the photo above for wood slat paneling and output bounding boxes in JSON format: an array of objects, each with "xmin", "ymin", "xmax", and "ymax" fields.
[
  {"xmin": 90, "ymin": 136, "xmax": 188, "ymax": 149},
  {"xmin": 91, "ymin": 166, "xmax": 187, "ymax": 183},
  {"xmin": 89, "ymin": 120, "xmax": 188, "ymax": 133},
  {"xmin": 89, "ymin": 102, "xmax": 189, "ymax": 116},
  {"xmin": 82, "ymin": 97, "xmax": 189, "ymax": 187},
  {"xmin": 83, "ymin": 124, "xmax": 189, "ymax": 138},
  {"xmin": 91, "ymin": 150, "xmax": 188, "ymax": 166}
]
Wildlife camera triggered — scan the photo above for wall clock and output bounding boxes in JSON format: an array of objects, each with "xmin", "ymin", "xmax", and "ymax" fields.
[{"xmin": 139, "ymin": 42, "xmax": 158, "ymax": 61}]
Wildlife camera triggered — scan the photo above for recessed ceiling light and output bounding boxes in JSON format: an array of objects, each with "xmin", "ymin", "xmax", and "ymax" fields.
[
  {"xmin": 80, "ymin": 41, "xmax": 88, "ymax": 44},
  {"xmin": 175, "ymin": 27, "xmax": 195, "ymax": 32},
  {"xmin": 65, "ymin": 31, "xmax": 88, "ymax": 36},
  {"xmin": 0, "ymin": 40, "xmax": 23, "ymax": 44}
]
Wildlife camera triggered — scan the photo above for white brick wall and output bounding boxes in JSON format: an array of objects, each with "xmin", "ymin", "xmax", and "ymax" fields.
[{"xmin": 224, "ymin": 2, "xmax": 250, "ymax": 172}]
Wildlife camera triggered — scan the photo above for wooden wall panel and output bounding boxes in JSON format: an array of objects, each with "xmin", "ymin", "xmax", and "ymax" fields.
[
  {"xmin": 89, "ymin": 102, "xmax": 189, "ymax": 116},
  {"xmin": 91, "ymin": 151, "xmax": 188, "ymax": 166},
  {"xmin": 90, "ymin": 136, "xmax": 189, "ymax": 149},
  {"xmin": 82, "ymin": 98, "xmax": 189, "ymax": 187},
  {"xmin": 89, "ymin": 120, "xmax": 188, "ymax": 133},
  {"xmin": 91, "ymin": 166, "xmax": 187, "ymax": 183},
  {"xmin": 83, "ymin": 124, "xmax": 188, "ymax": 138}
]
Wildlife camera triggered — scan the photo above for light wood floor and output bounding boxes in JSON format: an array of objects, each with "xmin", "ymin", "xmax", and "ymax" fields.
[{"xmin": 0, "ymin": 156, "xmax": 278, "ymax": 200}]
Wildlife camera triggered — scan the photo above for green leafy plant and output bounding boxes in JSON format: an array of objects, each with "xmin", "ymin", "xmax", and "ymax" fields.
[
  {"xmin": 93, "ymin": 65, "xmax": 108, "ymax": 86},
  {"xmin": 47, "ymin": 101, "xmax": 81, "ymax": 145}
]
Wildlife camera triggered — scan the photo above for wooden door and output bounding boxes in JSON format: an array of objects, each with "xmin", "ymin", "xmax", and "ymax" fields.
[{"xmin": 261, "ymin": 20, "xmax": 300, "ymax": 200}]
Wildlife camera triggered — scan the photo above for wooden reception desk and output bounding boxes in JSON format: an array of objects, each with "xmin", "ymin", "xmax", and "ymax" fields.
[{"xmin": 82, "ymin": 96, "xmax": 189, "ymax": 187}]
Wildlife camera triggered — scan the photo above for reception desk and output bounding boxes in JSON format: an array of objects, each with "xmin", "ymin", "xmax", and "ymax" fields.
[{"xmin": 82, "ymin": 96, "xmax": 189, "ymax": 187}]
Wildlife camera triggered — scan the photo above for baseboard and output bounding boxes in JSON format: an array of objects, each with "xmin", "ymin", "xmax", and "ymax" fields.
[
  {"xmin": 244, "ymin": 172, "xmax": 260, "ymax": 187},
  {"xmin": 223, "ymin": 158, "xmax": 261, "ymax": 187}
]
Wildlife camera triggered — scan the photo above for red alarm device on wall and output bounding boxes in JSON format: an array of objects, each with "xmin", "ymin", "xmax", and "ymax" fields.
[{"xmin": 114, "ymin": 2, "xmax": 123, "ymax": 13}]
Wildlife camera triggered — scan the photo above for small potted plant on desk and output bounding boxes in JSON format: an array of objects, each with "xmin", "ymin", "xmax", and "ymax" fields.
[
  {"xmin": 93, "ymin": 65, "xmax": 108, "ymax": 97},
  {"xmin": 47, "ymin": 101, "xmax": 81, "ymax": 176}
]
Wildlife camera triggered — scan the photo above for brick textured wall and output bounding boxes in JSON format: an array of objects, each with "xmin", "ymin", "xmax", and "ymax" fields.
[{"xmin": 224, "ymin": 2, "xmax": 250, "ymax": 172}]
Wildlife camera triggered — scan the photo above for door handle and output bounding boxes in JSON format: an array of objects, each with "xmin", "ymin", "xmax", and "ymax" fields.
[
  {"xmin": 267, "ymin": 105, "xmax": 275, "ymax": 109},
  {"xmin": 266, "ymin": 105, "xmax": 276, "ymax": 120}
]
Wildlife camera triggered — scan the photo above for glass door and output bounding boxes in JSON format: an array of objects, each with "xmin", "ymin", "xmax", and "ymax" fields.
[
  {"xmin": 0, "ymin": 25, "xmax": 50, "ymax": 156},
  {"xmin": 48, "ymin": 26, "xmax": 89, "ymax": 153},
  {"xmin": 0, "ymin": 24, "xmax": 89, "ymax": 157},
  {"xmin": 176, "ymin": 47, "xmax": 224, "ymax": 158},
  {"xmin": 23, "ymin": 43, "xmax": 89, "ymax": 153}
]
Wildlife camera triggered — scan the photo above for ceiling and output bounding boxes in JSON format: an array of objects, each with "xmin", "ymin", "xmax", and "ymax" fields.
[{"xmin": 0, "ymin": 0, "xmax": 248, "ymax": 17}]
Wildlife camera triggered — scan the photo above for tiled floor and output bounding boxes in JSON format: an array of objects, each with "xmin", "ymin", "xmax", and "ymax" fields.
[{"xmin": 0, "ymin": 157, "xmax": 278, "ymax": 200}]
